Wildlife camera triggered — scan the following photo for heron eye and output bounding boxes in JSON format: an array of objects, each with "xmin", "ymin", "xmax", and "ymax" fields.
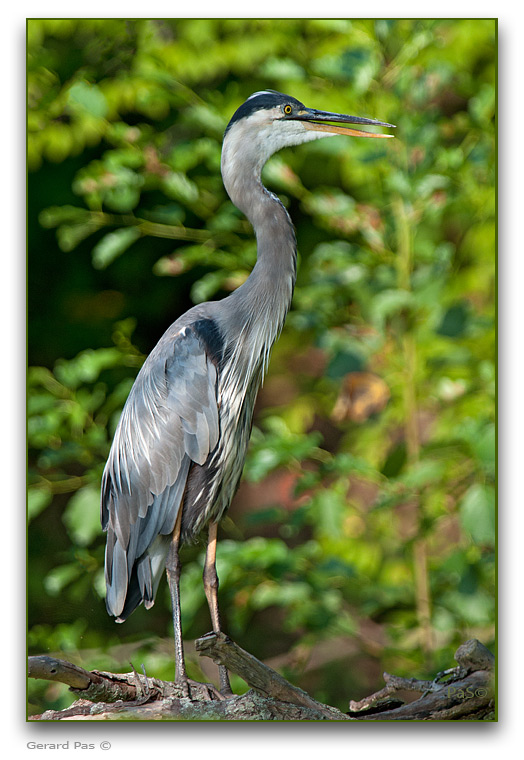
[{"xmin": 283, "ymin": 104, "xmax": 293, "ymax": 115}]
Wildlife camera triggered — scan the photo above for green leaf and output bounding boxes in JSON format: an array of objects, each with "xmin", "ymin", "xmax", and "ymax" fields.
[
  {"xmin": 251, "ymin": 580, "xmax": 310, "ymax": 609},
  {"xmin": 398, "ymin": 459, "xmax": 446, "ymax": 490},
  {"xmin": 91, "ymin": 227, "xmax": 141, "ymax": 269},
  {"xmin": 56, "ymin": 222, "xmax": 99, "ymax": 252},
  {"xmin": 44, "ymin": 563, "xmax": 82, "ymax": 596},
  {"xmin": 415, "ymin": 174, "xmax": 449, "ymax": 199},
  {"xmin": 469, "ymin": 83, "xmax": 495, "ymax": 126},
  {"xmin": 309, "ymin": 484, "xmax": 348, "ymax": 539},
  {"xmin": 63, "ymin": 486, "xmax": 103, "ymax": 546},
  {"xmin": 459, "ymin": 484, "xmax": 495, "ymax": 545},
  {"xmin": 104, "ymin": 185, "xmax": 141, "ymax": 213},
  {"xmin": 437, "ymin": 302, "xmax": 470, "ymax": 337},
  {"xmin": 471, "ymin": 423, "xmax": 495, "ymax": 477},
  {"xmin": 442, "ymin": 589, "xmax": 493, "ymax": 625},
  {"xmin": 370, "ymin": 289, "xmax": 415, "ymax": 327},
  {"xmin": 39, "ymin": 205, "xmax": 91, "ymax": 228},
  {"xmin": 67, "ymin": 81, "xmax": 108, "ymax": 119},
  {"xmin": 326, "ymin": 350, "xmax": 364, "ymax": 379},
  {"xmin": 259, "ymin": 57, "xmax": 305, "ymax": 81},
  {"xmin": 54, "ymin": 347, "xmax": 122, "ymax": 388},
  {"xmin": 28, "ymin": 488, "xmax": 52, "ymax": 522},
  {"xmin": 162, "ymin": 172, "xmax": 199, "ymax": 203},
  {"xmin": 190, "ymin": 270, "xmax": 228, "ymax": 303}
]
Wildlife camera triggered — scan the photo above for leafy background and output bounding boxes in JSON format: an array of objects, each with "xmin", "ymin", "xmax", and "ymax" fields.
[{"xmin": 27, "ymin": 18, "xmax": 495, "ymax": 715}]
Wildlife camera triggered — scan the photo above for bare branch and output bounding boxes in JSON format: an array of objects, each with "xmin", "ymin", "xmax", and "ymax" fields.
[
  {"xmin": 28, "ymin": 656, "xmax": 96, "ymax": 690},
  {"xmin": 28, "ymin": 638, "xmax": 495, "ymax": 721},
  {"xmin": 348, "ymin": 640, "xmax": 495, "ymax": 721},
  {"xmin": 28, "ymin": 655, "xmax": 175, "ymax": 704},
  {"xmin": 195, "ymin": 632, "xmax": 348, "ymax": 720},
  {"xmin": 454, "ymin": 639, "xmax": 495, "ymax": 673}
]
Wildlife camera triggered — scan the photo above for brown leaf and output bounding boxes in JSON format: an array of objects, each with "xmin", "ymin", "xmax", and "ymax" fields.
[{"xmin": 332, "ymin": 371, "xmax": 390, "ymax": 424}]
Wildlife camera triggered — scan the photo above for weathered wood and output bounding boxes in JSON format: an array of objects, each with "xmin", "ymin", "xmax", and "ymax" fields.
[
  {"xmin": 195, "ymin": 631, "xmax": 348, "ymax": 720},
  {"xmin": 28, "ymin": 637, "xmax": 495, "ymax": 721},
  {"xmin": 28, "ymin": 656, "xmax": 97, "ymax": 690},
  {"xmin": 454, "ymin": 639, "xmax": 495, "ymax": 673},
  {"xmin": 28, "ymin": 655, "xmax": 174, "ymax": 704},
  {"xmin": 348, "ymin": 640, "xmax": 495, "ymax": 721},
  {"xmin": 351, "ymin": 670, "xmax": 494, "ymax": 721},
  {"xmin": 32, "ymin": 691, "xmax": 344, "ymax": 722}
]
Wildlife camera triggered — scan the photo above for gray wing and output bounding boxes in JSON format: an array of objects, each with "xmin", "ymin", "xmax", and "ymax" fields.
[{"xmin": 101, "ymin": 323, "xmax": 220, "ymax": 620}]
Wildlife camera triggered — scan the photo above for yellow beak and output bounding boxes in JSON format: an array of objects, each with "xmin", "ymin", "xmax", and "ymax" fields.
[{"xmin": 293, "ymin": 108, "xmax": 395, "ymax": 139}]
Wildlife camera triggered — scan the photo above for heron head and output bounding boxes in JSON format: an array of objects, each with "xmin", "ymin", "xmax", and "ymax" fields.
[{"xmin": 223, "ymin": 90, "xmax": 395, "ymax": 168}]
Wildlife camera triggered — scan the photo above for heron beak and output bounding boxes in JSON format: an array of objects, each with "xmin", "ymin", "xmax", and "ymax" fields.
[{"xmin": 294, "ymin": 108, "xmax": 395, "ymax": 139}]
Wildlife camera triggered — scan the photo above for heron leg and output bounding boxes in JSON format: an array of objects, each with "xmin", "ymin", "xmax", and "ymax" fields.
[
  {"xmin": 203, "ymin": 521, "xmax": 233, "ymax": 696},
  {"xmin": 166, "ymin": 506, "xmax": 189, "ymax": 696}
]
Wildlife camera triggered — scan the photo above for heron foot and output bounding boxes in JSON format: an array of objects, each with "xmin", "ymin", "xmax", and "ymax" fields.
[
  {"xmin": 188, "ymin": 678, "xmax": 228, "ymax": 701},
  {"xmin": 175, "ymin": 677, "xmax": 228, "ymax": 702}
]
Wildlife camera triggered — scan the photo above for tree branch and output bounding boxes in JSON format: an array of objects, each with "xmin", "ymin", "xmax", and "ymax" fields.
[
  {"xmin": 195, "ymin": 631, "xmax": 347, "ymax": 719},
  {"xmin": 28, "ymin": 638, "xmax": 494, "ymax": 721},
  {"xmin": 28, "ymin": 655, "xmax": 176, "ymax": 705},
  {"xmin": 348, "ymin": 639, "xmax": 495, "ymax": 720}
]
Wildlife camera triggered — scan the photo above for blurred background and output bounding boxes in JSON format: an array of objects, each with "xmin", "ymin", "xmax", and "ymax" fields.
[{"xmin": 27, "ymin": 18, "xmax": 495, "ymax": 716}]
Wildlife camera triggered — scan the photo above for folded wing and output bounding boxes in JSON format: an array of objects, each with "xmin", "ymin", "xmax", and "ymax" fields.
[{"xmin": 101, "ymin": 323, "xmax": 220, "ymax": 620}]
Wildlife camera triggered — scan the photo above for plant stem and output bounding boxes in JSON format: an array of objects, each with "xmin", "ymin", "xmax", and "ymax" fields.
[
  {"xmin": 91, "ymin": 212, "xmax": 213, "ymax": 243},
  {"xmin": 393, "ymin": 195, "xmax": 433, "ymax": 655}
]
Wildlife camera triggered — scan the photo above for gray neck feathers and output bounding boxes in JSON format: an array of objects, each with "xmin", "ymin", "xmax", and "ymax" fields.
[{"xmin": 219, "ymin": 134, "xmax": 297, "ymax": 377}]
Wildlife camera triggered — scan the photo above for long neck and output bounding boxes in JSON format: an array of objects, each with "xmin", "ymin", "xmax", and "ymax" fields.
[{"xmin": 220, "ymin": 147, "xmax": 297, "ymax": 346}]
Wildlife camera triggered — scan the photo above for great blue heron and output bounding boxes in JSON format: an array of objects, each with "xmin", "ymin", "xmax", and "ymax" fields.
[{"xmin": 101, "ymin": 90, "xmax": 394, "ymax": 697}]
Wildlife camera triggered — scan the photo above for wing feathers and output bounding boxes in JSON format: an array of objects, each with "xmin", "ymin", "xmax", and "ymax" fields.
[{"xmin": 102, "ymin": 321, "xmax": 222, "ymax": 618}]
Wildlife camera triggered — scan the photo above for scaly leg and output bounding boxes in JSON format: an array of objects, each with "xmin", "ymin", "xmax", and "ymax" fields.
[
  {"xmin": 166, "ymin": 506, "xmax": 189, "ymax": 696},
  {"xmin": 203, "ymin": 521, "xmax": 233, "ymax": 695}
]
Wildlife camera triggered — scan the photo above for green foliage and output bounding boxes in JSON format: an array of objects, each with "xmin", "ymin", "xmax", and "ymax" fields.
[
  {"xmin": 28, "ymin": 319, "xmax": 143, "ymax": 530},
  {"xmin": 28, "ymin": 19, "xmax": 495, "ymax": 714}
]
